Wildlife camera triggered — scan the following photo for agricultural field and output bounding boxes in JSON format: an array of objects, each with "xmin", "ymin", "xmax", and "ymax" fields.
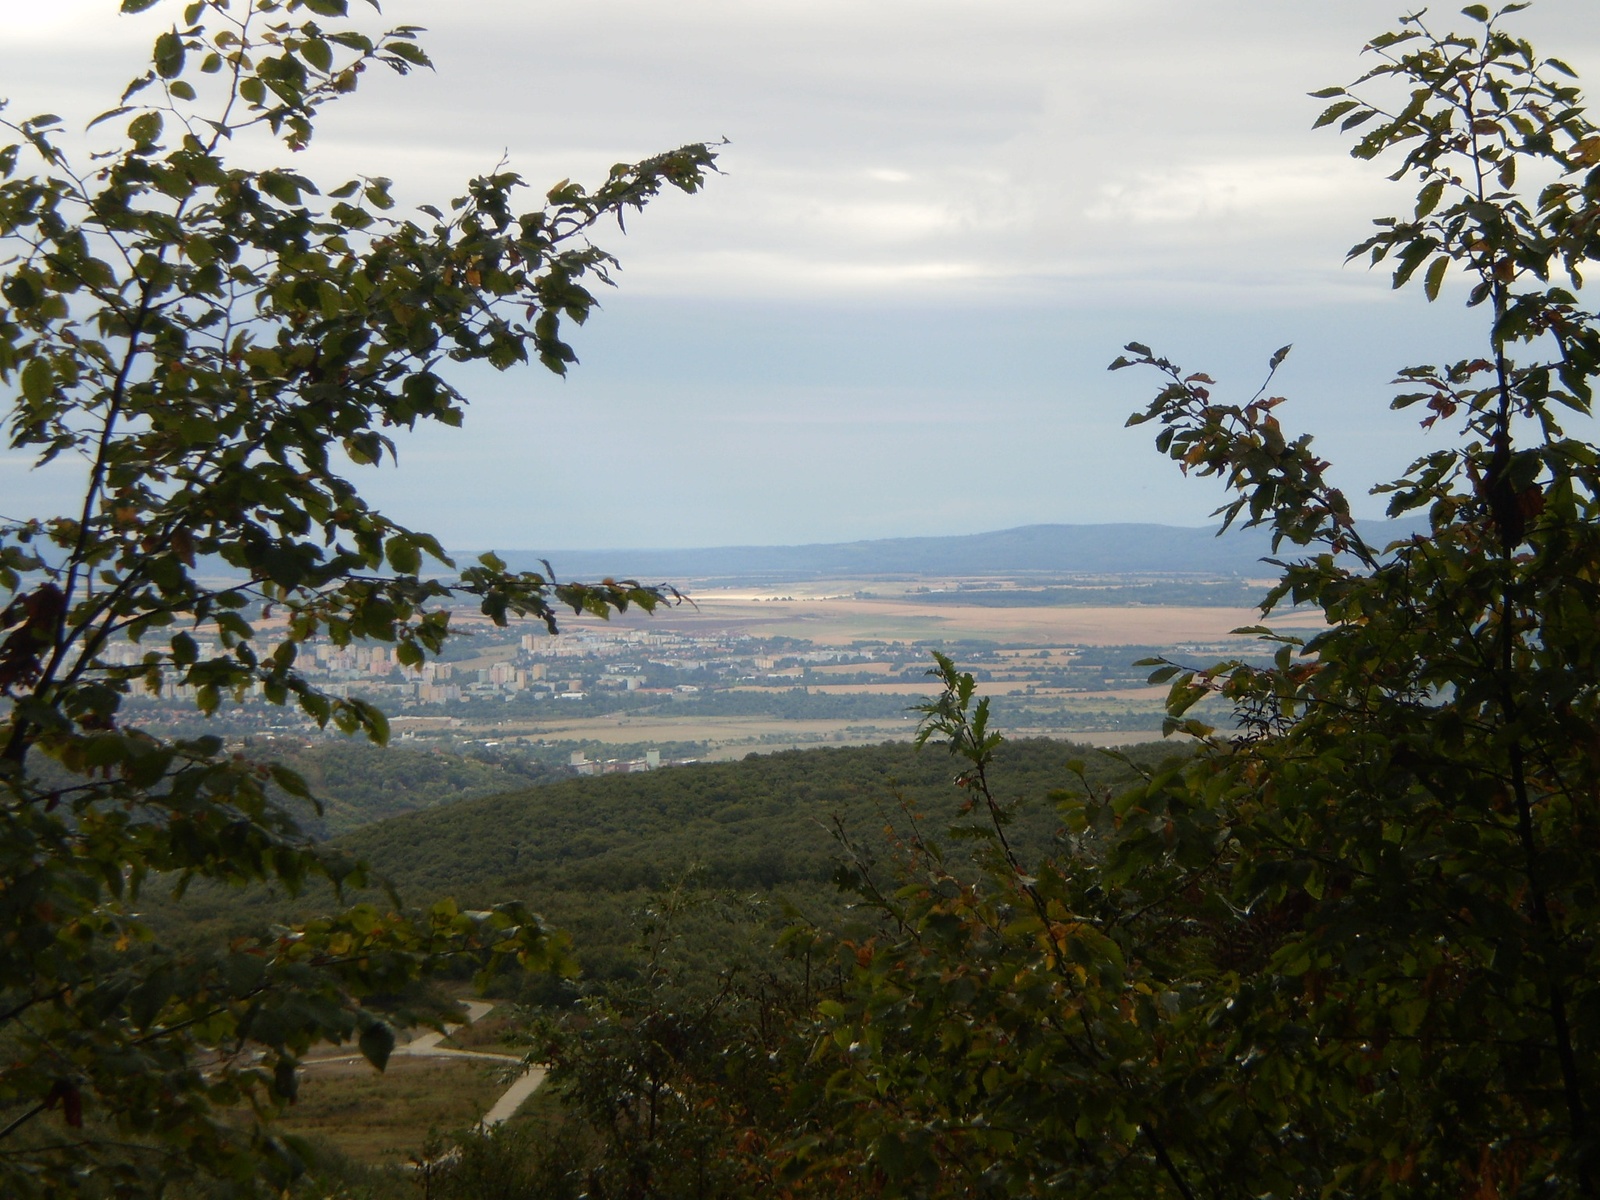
[
  {"xmin": 565, "ymin": 582, "xmax": 1296, "ymax": 646},
  {"xmin": 122, "ymin": 574, "xmax": 1302, "ymax": 775},
  {"xmin": 409, "ymin": 581, "xmax": 1300, "ymax": 754}
]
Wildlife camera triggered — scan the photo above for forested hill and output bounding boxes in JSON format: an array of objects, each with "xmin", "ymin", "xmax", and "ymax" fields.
[
  {"xmin": 173, "ymin": 738, "xmax": 1188, "ymax": 980},
  {"xmin": 484, "ymin": 520, "xmax": 1422, "ymax": 582},
  {"xmin": 266, "ymin": 741, "xmax": 566, "ymax": 838},
  {"xmin": 332, "ymin": 738, "xmax": 1176, "ymax": 904}
]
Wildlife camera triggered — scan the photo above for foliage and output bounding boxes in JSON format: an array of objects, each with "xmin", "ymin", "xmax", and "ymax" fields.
[
  {"xmin": 516, "ymin": 8, "xmax": 1600, "ymax": 1199},
  {"xmin": 0, "ymin": 1, "xmax": 714, "ymax": 1195},
  {"xmin": 25, "ymin": 735, "xmax": 571, "ymax": 839},
  {"xmin": 262, "ymin": 738, "xmax": 568, "ymax": 838},
  {"xmin": 789, "ymin": 6, "xmax": 1600, "ymax": 1198},
  {"xmin": 323, "ymin": 739, "xmax": 1167, "ymax": 908},
  {"xmin": 766, "ymin": 656, "xmax": 1228, "ymax": 1197},
  {"xmin": 162, "ymin": 738, "xmax": 1175, "ymax": 984},
  {"xmin": 526, "ymin": 882, "xmax": 831, "ymax": 1200}
]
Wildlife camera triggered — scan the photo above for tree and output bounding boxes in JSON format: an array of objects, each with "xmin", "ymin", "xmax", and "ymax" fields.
[
  {"xmin": 787, "ymin": 5, "xmax": 1600, "ymax": 1197},
  {"xmin": 0, "ymin": 0, "xmax": 715, "ymax": 1195}
]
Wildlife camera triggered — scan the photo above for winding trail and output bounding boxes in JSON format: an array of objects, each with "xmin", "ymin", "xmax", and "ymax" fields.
[
  {"xmin": 304, "ymin": 998, "xmax": 546, "ymax": 1132},
  {"xmin": 478, "ymin": 1066, "xmax": 546, "ymax": 1129}
]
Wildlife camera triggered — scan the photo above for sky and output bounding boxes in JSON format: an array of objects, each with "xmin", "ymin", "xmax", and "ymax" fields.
[{"xmin": 2, "ymin": 0, "xmax": 1598, "ymax": 552}]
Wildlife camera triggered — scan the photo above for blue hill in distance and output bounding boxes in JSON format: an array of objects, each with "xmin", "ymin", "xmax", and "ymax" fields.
[{"xmin": 481, "ymin": 521, "xmax": 1421, "ymax": 586}]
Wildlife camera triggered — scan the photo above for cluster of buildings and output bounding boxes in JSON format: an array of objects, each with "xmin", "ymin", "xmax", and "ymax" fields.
[
  {"xmin": 566, "ymin": 748, "xmax": 672, "ymax": 775},
  {"xmin": 104, "ymin": 622, "xmax": 889, "ymax": 712}
]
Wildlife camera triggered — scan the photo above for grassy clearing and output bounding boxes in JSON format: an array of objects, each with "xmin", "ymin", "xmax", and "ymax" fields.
[
  {"xmin": 441, "ymin": 1010, "xmax": 523, "ymax": 1053},
  {"xmin": 277, "ymin": 1058, "xmax": 522, "ymax": 1164}
]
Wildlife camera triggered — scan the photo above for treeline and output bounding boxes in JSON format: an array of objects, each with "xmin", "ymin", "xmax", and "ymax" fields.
[
  {"xmin": 263, "ymin": 740, "xmax": 568, "ymax": 837},
  {"xmin": 333, "ymin": 737, "xmax": 1169, "ymax": 901},
  {"xmin": 165, "ymin": 738, "xmax": 1183, "ymax": 991}
]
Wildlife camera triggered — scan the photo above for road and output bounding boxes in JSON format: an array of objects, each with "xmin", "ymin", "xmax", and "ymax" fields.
[{"xmin": 305, "ymin": 998, "xmax": 546, "ymax": 1131}]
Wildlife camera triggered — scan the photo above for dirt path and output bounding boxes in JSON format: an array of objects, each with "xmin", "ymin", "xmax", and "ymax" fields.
[
  {"xmin": 305, "ymin": 999, "xmax": 544, "ymax": 1130},
  {"xmin": 393, "ymin": 1001, "xmax": 523, "ymax": 1066},
  {"xmin": 479, "ymin": 1065, "xmax": 547, "ymax": 1129}
]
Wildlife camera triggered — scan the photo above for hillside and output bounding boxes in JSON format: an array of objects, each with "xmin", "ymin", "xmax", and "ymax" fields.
[
  {"xmin": 485, "ymin": 519, "xmax": 1423, "ymax": 583},
  {"xmin": 259, "ymin": 740, "xmax": 569, "ymax": 838},
  {"xmin": 172, "ymin": 738, "xmax": 1188, "ymax": 985},
  {"xmin": 347, "ymin": 738, "xmax": 1175, "ymax": 896}
]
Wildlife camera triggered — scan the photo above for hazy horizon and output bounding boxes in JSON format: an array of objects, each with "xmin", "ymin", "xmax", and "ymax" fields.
[{"xmin": 4, "ymin": 0, "xmax": 1596, "ymax": 549}]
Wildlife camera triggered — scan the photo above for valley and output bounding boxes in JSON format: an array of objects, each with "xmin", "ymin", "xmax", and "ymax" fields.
[{"xmin": 126, "ymin": 571, "xmax": 1307, "ymax": 772}]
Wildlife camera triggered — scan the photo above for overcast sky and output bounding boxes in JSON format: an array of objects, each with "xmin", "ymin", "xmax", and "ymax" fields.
[{"xmin": 3, "ymin": 0, "xmax": 1598, "ymax": 551}]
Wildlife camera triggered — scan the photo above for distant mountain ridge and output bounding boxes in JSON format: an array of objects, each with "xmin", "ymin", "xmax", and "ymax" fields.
[{"xmin": 482, "ymin": 521, "xmax": 1420, "ymax": 583}]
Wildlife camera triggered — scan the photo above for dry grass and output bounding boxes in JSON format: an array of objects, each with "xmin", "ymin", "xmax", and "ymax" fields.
[
  {"xmin": 441, "ymin": 1011, "xmax": 521, "ymax": 1053},
  {"xmin": 732, "ymin": 681, "xmax": 944, "ymax": 695},
  {"xmin": 554, "ymin": 589, "xmax": 1304, "ymax": 647},
  {"xmin": 276, "ymin": 1058, "xmax": 519, "ymax": 1164},
  {"xmin": 485, "ymin": 713, "xmax": 920, "ymax": 747}
]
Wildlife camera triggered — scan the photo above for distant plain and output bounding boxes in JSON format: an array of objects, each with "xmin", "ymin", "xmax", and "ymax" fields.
[
  {"xmin": 405, "ymin": 577, "xmax": 1300, "ymax": 755},
  {"xmin": 561, "ymin": 582, "xmax": 1298, "ymax": 646}
]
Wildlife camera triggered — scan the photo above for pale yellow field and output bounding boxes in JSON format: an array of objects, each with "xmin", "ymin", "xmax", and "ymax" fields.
[
  {"xmin": 464, "ymin": 714, "xmax": 1172, "ymax": 758},
  {"xmin": 734, "ymin": 681, "xmax": 945, "ymax": 695},
  {"xmin": 1018, "ymin": 686, "xmax": 1170, "ymax": 700},
  {"xmin": 423, "ymin": 583, "xmax": 1274, "ymax": 756},
  {"xmin": 556, "ymin": 590, "xmax": 1310, "ymax": 648},
  {"xmin": 433, "ymin": 697, "xmax": 1179, "ymax": 758},
  {"xmin": 466, "ymin": 713, "xmax": 920, "ymax": 745}
]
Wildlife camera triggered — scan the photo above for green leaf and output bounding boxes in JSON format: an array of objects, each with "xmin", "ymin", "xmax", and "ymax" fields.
[
  {"xmin": 273, "ymin": 1059, "xmax": 299, "ymax": 1103},
  {"xmin": 170, "ymin": 632, "xmax": 199, "ymax": 666},
  {"xmin": 1423, "ymin": 255, "xmax": 1449, "ymax": 301},
  {"xmin": 128, "ymin": 110, "xmax": 163, "ymax": 146},
  {"xmin": 257, "ymin": 172, "xmax": 306, "ymax": 204},
  {"xmin": 120, "ymin": 72, "xmax": 155, "ymax": 103},
  {"xmin": 385, "ymin": 536, "xmax": 421, "ymax": 575},
  {"xmin": 269, "ymin": 764, "xmax": 311, "ymax": 798},
  {"xmin": 363, "ymin": 178, "xmax": 394, "ymax": 210},
  {"xmin": 2, "ymin": 274, "xmax": 39, "ymax": 308},
  {"xmin": 1313, "ymin": 99, "xmax": 1360, "ymax": 129},
  {"xmin": 0, "ymin": 3, "xmax": 728, "ymax": 1190},
  {"xmin": 1415, "ymin": 178, "xmax": 1445, "ymax": 219},
  {"xmin": 88, "ymin": 106, "xmax": 134, "ymax": 131},
  {"xmin": 359, "ymin": 1020, "xmax": 395, "ymax": 1071},
  {"xmin": 154, "ymin": 30, "xmax": 185, "ymax": 79},
  {"xmin": 300, "ymin": 37, "xmax": 333, "ymax": 74},
  {"xmin": 19, "ymin": 357, "xmax": 51, "ymax": 404}
]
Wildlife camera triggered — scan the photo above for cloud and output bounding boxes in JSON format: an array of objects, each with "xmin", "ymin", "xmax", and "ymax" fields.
[
  {"xmin": 2, "ymin": 0, "xmax": 1597, "ymax": 547},
  {"xmin": 7, "ymin": 0, "xmax": 1596, "ymax": 307}
]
